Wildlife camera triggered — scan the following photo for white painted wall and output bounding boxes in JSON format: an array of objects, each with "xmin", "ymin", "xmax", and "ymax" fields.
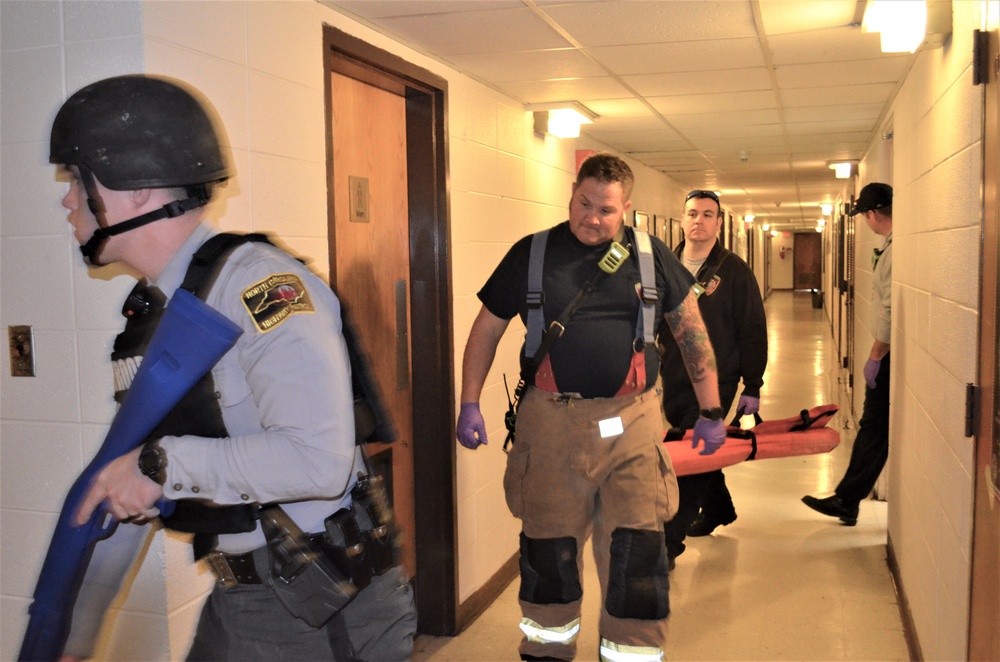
[{"xmin": 856, "ymin": 2, "xmax": 985, "ymax": 658}]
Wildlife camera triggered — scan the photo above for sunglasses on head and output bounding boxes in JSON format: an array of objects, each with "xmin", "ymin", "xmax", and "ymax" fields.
[{"xmin": 686, "ymin": 190, "xmax": 720, "ymax": 203}]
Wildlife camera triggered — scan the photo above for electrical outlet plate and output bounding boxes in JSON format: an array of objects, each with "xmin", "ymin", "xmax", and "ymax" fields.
[{"xmin": 8, "ymin": 325, "xmax": 34, "ymax": 377}]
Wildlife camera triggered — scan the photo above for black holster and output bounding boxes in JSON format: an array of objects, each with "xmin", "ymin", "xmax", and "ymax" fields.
[
  {"xmin": 323, "ymin": 472, "xmax": 398, "ymax": 590},
  {"xmin": 259, "ymin": 505, "xmax": 358, "ymax": 628}
]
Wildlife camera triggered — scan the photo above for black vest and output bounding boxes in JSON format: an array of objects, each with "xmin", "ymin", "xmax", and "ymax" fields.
[{"xmin": 111, "ymin": 235, "xmax": 277, "ymax": 556}]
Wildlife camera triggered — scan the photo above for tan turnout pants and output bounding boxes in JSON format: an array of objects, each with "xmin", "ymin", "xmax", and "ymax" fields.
[{"xmin": 504, "ymin": 383, "xmax": 679, "ymax": 660}]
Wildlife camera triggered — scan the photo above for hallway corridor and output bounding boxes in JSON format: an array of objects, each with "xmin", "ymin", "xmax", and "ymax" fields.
[{"xmin": 415, "ymin": 291, "xmax": 911, "ymax": 661}]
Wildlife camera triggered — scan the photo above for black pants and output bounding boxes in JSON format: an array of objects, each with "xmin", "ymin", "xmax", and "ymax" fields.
[
  {"xmin": 663, "ymin": 383, "xmax": 738, "ymax": 559},
  {"xmin": 664, "ymin": 471, "xmax": 736, "ymax": 558},
  {"xmin": 835, "ymin": 353, "xmax": 891, "ymax": 505}
]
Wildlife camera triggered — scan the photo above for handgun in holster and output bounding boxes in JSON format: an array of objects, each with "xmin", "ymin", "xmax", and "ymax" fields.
[{"xmin": 259, "ymin": 505, "xmax": 358, "ymax": 628}]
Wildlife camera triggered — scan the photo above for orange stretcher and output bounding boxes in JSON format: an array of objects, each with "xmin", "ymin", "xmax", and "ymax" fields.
[{"xmin": 664, "ymin": 404, "xmax": 841, "ymax": 476}]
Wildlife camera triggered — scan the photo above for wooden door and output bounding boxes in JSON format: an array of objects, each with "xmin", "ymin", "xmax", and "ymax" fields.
[
  {"xmin": 793, "ymin": 232, "xmax": 822, "ymax": 290},
  {"xmin": 329, "ymin": 70, "xmax": 416, "ymax": 578},
  {"xmin": 970, "ymin": 22, "xmax": 1000, "ymax": 661}
]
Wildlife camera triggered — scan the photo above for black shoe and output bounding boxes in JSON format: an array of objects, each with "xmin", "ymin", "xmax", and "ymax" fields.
[
  {"xmin": 687, "ymin": 511, "xmax": 737, "ymax": 537},
  {"xmin": 802, "ymin": 495, "xmax": 859, "ymax": 526}
]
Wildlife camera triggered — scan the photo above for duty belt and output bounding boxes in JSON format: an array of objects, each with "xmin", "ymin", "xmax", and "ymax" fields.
[{"xmin": 207, "ymin": 548, "xmax": 264, "ymax": 587}]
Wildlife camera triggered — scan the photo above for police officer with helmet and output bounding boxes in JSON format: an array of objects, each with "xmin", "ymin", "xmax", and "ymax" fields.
[{"xmin": 47, "ymin": 74, "xmax": 416, "ymax": 659}]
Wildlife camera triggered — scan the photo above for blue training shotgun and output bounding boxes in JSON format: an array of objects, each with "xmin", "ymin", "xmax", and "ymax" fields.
[{"xmin": 18, "ymin": 289, "xmax": 242, "ymax": 662}]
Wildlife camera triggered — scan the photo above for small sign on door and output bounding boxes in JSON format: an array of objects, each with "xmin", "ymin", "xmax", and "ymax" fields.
[{"xmin": 349, "ymin": 175, "xmax": 370, "ymax": 223}]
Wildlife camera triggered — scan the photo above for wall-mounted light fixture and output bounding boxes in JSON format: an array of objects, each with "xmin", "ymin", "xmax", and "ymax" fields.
[
  {"xmin": 862, "ymin": 0, "xmax": 952, "ymax": 53},
  {"xmin": 820, "ymin": 203, "xmax": 833, "ymax": 215},
  {"xmin": 827, "ymin": 161, "xmax": 857, "ymax": 179},
  {"xmin": 527, "ymin": 102, "xmax": 597, "ymax": 139},
  {"xmin": 744, "ymin": 214, "xmax": 755, "ymax": 223},
  {"xmin": 761, "ymin": 223, "xmax": 771, "ymax": 232}
]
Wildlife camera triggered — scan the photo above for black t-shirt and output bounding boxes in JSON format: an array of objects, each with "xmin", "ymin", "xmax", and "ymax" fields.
[{"xmin": 478, "ymin": 221, "xmax": 694, "ymax": 398}]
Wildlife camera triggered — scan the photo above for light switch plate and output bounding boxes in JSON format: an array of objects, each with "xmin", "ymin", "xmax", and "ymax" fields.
[{"xmin": 8, "ymin": 325, "xmax": 34, "ymax": 377}]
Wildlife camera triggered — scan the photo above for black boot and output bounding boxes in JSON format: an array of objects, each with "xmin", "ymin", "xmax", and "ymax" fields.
[
  {"xmin": 687, "ymin": 510, "xmax": 737, "ymax": 537},
  {"xmin": 802, "ymin": 495, "xmax": 859, "ymax": 526}
]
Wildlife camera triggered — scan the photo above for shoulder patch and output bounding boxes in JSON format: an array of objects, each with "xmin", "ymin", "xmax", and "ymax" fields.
[
  {"xmin": 241, "ymin": 273, "xmax": 315, "ymax": 333},
  {"xmin": 703, "ymin": 275, "xmax": 722, "ymax": 296}
]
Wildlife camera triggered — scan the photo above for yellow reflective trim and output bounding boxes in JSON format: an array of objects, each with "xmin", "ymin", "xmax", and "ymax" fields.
[
  {"xmin": 518, "ymin": 617, "xmax": 581, "ymax": 644},
  {"xmin": 599, "ymin": 637, "xmax": 664, "ymax": 662}
]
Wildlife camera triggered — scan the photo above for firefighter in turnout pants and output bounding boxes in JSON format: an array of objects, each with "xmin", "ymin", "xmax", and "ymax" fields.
[{"xmin": 456, "ymin": 154, "xmax": 726, "ymax": 661}]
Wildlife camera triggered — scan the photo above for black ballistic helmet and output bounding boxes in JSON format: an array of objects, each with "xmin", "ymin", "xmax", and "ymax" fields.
[{"xmin": 49, "ymin": 74, "xmax": 230, "ymax": 190}]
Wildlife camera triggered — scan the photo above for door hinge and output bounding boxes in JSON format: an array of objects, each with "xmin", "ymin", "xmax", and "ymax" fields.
[
  {"xmin": 964, "ymin": 383, "xmax": 978, "ymax": 437},
  {"xmin": 973, "ymin": 29, "xmax": 990, "ymax": 86}
]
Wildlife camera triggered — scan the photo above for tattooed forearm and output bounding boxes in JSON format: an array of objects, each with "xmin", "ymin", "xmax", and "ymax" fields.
[{"xmin": 665, "ymin": 291, "xmax": 717, "ymax": 385}]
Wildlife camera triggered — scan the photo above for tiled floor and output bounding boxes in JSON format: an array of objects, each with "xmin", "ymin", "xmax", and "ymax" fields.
[{"xmin": 414, "ymin": 290, "xmax": 910, "ymax": 661}]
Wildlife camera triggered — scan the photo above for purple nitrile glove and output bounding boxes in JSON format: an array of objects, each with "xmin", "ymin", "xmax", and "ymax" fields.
[
  {"xmin": 737, "ymin": 394, "xmax": 760, "ymax": 416},
  {"xmin": 692, "ymin": 417, "xmax": 726, "ymax": 455},
  {"xmin": 456, "ymin": 402, "xmax": 488, "ymax": 449},
  {"xmin": 863, "ymin": 358, "xmax": 881, "ymax": 390}
]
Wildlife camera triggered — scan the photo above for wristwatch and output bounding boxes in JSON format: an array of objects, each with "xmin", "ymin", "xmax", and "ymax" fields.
[
  {"xmin": 700, "ymin": 406, "xmax": 726, "ymax": 421},
  {"xmin": 138, "ymin": 439, "xmax": 167, "ymax": 485}
]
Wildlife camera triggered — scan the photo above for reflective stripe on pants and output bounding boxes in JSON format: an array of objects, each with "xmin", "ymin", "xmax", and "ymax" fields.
[{"xmin": 599, "ymin": 637, "xmax": 664, "ymax": 662}]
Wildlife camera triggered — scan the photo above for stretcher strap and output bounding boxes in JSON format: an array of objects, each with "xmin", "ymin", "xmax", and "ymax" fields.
[{"xmin": 789, "ymin": 408, "xmax": 836, "ymax": 431}]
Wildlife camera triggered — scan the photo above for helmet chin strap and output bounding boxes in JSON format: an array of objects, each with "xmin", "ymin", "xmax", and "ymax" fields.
[{"xmin": 77, "ymin": 167, "xmax": 209, "ymax": 266}]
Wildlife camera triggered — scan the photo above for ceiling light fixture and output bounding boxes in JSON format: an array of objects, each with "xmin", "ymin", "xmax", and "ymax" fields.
[
  {"xmin": 820, "ymin": 203, "xmax": 833, "ymax": 215},
  {"xmin": 745, "ymin": 214, "xmax": 755, "ymax": 223},
  {"xmin": 862, "ymin": 0, "xmax": 951, "ymax": 53},
  {"xmin": 827, "ymin": 161, "xmax": 857, "ymax": 179},
  {"xmin": 527, "ymin": 102, "xmax": 597, "ymax": 139}
]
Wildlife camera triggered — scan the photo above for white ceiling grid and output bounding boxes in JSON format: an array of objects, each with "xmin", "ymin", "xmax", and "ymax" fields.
[{"xmin": 328, "ymin": 0, "xmax": 914, "ymax": 227}]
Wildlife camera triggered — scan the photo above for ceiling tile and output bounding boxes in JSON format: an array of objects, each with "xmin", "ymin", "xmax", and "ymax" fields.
[
  {"xmin": 649, "ymin": 90, "xmax": 777, "ymax": 116},
  {"xmin": 768, "ymin": 27, "xmax": 888, "ymax": 65},
  {"xmin": 587, "ymin": 115, "xmax": 674, "ymax": 132},
  {"xmin": 447, "ymin": 48, "xmax": 604, "ymax": 82},
  {"xmin": 783, "ymin": 103, "xmax": 882, "ymax": 124},
  {"xmin": 589, "ymin": 36, "xmax": 764, "ymax": 75},
  {"xmin": 584, "ymin": 98, "xmax": 656, "ymax": 117},
  {"xmin": 623, "ymin": 67, "xmax": 772, "ymax": 97},
  {"xmin": 668, "ymin": 108, "xmax": 781, "ymax": 129},
  {"xmin": 540, "ymin": 0, "xmax": 757, "ymax": 47},
  {"xmin": 329, "ymin": 1, "xmax": 523, "ymax": 19},
  {"xmin": 781, "ymin": 82, "xmax": 897, "ymax": 107},
  {"xmin": 775, "ymin": 58, "xmax": 911, "ymax": 89},
  {"xmin": 498, "ymin": 76, "xmax": 633, "ymax": 103},
  {"xmin": 758, "ymin": 0, "xmax": 858, "ymax": 35},
  {"xmin": 375, "ymin": 7, "xmax": 570, "ymax": 55}
]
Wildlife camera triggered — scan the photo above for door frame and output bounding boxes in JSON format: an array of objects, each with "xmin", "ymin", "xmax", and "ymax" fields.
[
  {"xmin": 970, "ymin": 23, "xmax": 1000, "ymax": 660},
  {"xmin": 323, "ymin": 26, "xmax": 457, "ymax": 636}
]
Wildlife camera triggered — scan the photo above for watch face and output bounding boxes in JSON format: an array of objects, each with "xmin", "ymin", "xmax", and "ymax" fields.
[{"xmin": 139, "ymin": 442, "xmax": 165, "ymax": 483}]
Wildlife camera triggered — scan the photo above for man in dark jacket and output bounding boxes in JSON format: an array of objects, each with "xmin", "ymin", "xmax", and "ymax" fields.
[{"xmin": 661, "ymin": 190, "xmax": 768, "ymax": 565}]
